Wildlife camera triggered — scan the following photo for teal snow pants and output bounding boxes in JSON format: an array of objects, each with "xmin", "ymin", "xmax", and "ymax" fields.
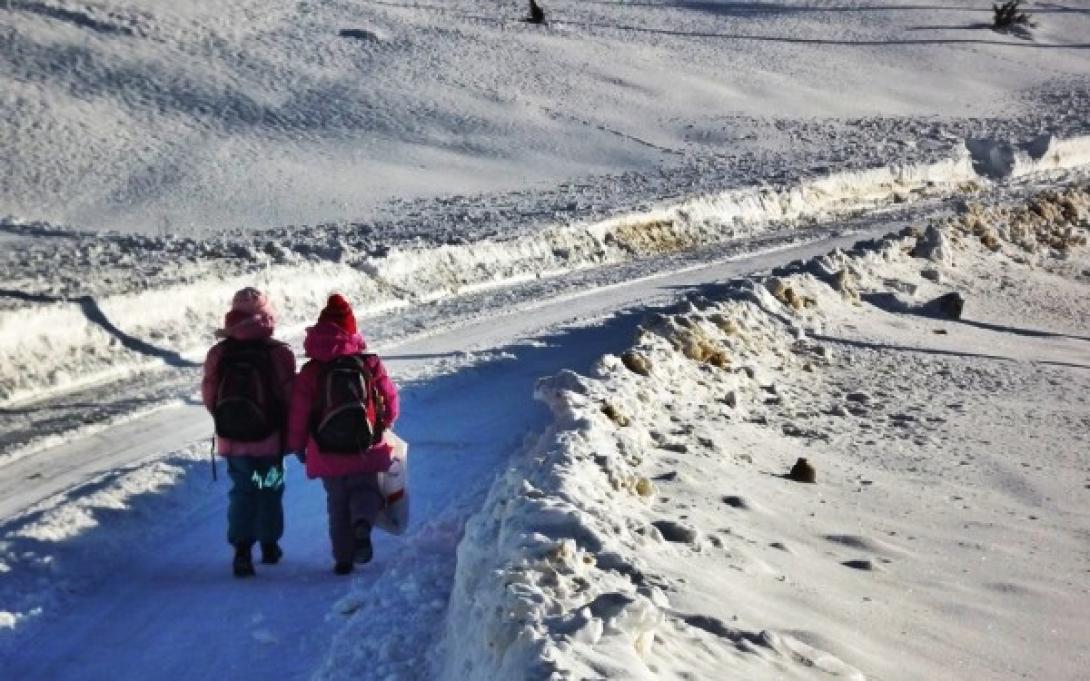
[{"xmin": 226, "ymin": 456, "xmax": 285, "ymax": 547}]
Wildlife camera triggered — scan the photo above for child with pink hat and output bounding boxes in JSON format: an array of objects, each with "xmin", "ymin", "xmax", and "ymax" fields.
[{"xmin": 201, "ymin": 287, "xmax": 296, "ymax": 577}]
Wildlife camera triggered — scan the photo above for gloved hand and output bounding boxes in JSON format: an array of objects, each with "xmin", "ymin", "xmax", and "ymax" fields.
[{"xmin": 285, "ymin": 450, "xmax": 306, "ymax": 464}]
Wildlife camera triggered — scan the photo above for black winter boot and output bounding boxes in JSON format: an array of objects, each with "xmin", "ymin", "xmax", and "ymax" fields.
[
  {"xmin": 353, "ymin": 523, "xmax": 373, "ymax": 565},
  {"xmin": 233, "ymin": 543, "xmax": 256, "ymax": 578},
  {"xmin": 333, "ymin": 561, "xmax": 354, "ymax": 575},
  {"xmin": 260, "ymin": 542, "xmax": 282, "ymax": 565}
]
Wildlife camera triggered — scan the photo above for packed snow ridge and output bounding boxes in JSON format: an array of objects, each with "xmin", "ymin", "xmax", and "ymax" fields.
[
  {"xmin": 4, "ymin": 135, "xmax": 1090, "ymax": 407},
  {"xmin": 438, "ymin": 184, "xmax": 1090, "ymax": 680}
]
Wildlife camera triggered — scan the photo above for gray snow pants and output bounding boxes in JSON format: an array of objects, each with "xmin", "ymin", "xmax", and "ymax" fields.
[{"xmin": 321, "ymin": 473, "xmax": 383, "ymax": 564}]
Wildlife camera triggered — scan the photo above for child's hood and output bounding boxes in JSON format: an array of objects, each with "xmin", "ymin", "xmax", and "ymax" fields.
[{"xmin": 303, "ymin": 321, "xmax": 367, "ymax": 361}]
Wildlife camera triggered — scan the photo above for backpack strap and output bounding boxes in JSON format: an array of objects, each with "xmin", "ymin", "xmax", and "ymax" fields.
[
  {"xmin": 359, "ymin": 353, "xmax": 386, "ymax": 441},
  {"xmin": 310, "ymin": 359, "xmax": 336, "ymax": 431}
]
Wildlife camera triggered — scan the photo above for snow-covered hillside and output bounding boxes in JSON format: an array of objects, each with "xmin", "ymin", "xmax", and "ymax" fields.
[{"xmin": 3, "ymin": 0, "xmax": 1089, "ymax": 234}]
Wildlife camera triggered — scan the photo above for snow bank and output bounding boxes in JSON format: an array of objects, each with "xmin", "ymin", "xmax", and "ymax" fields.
[
  {"xmin": 437, "ymin": 288, "xmax": 864, "ymax": 680},
  {"xmin": 437, "ymin": 183, "xmax": 1090, "ymax": 679},
  {"xmin": 0, "ymin": 444, "xmax": 205, "ymax": 639},
  {"xmin": 5, "ymin": 141, "xmax": 1088, "ymax": 407},
  {"xmin": 0, "ymin": 260, "xmax": 376, "ymax": 404},
  {"xmin": 968, "ymin": 134, "xmax": 1090, "ymax": 179}
]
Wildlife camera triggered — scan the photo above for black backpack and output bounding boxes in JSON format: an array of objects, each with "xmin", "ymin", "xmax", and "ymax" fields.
[
  {"xmin": 213, "ymin": 340, "xmax": 282, "ymax": 442},
  {"xmin": 311, "ymin": 354, "xmax": 384, "ymax": 454}
]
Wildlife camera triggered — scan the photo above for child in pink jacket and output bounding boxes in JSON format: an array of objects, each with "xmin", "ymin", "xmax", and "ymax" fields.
[
  {"xmin": 201, "ymin": 288, "xmax": 295, "ymax": 577},
  {"xmin": 286, "ymin": 294, "xmax": 399, "ymax": 575}
]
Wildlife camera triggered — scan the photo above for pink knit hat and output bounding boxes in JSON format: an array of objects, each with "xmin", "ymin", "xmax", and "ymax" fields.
[{"xmin": 217, "ymin": 287, "xmax": 276, "ymax": 339}]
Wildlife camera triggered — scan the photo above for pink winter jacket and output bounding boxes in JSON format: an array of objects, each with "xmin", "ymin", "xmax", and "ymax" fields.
[
  {"xmin": 286, "ymin": 322, "xmax": 399, "ymax": 479},
  {"xmin": 201, "ymin": 324, "xmax": 296, "ymax": 457}
]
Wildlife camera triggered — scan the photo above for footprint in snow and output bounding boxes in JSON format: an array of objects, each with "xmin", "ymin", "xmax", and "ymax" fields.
[
  {"xmin": 824, "ymin": 533, "xmax": 903, "ymax": 557},
  {"xmin": 824, "ymin": 534, "xmax": 872, "ymax": 550},
  {"xmin": 651, "ymin": 519, "xmax": 699, "ymax": 544},
  {"xmin": 586, "ymin": 592, "xmax": 636, "ymax": 620},
  {"xmin": 721, "ymin": 495, "xmax": 749, "ymax": 509},
  {"xmin": 338, "ymin": 28, "xmax": 382, "ymax": 42},
  {"xmin": 682, "ymin": 613, "xmax": 743, "ymax": 641},
  {"xmin": 596, "ymin": 551, "xmax": 648, "ymax": 587},
  {"xmin": 333, "ymin": 595, "xmax": 365, "ymax": 616}
]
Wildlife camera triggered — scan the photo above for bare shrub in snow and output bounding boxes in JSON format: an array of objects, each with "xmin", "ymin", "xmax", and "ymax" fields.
[
  {"xmin": 601, "ymin": 402, "xmax": 629, "ymax": 427},
  {"xmin": 661, "ymin": 322, "xmax": 731, "ymax": 367},
  {"xmin": 992, "ymin": 1, "xmax": 1034, "ymax": 30},
  {"xmin": 709, "ymin": 313, "xmax": 740, "ymax": 335},
  {"xmin": 610, "ymin": 218, "xmax": 696, "ymax": 256},
  {"xmin": 621, "ymin": 350, "xmax": 652, "ymax": 376},
  {"xmin": 526, "ymin": 0, "xmax": 545, "ymax": 25},
  {"xmin": 947, "ymin": 186, "xmax": 1090, "ymax": 255},
  {"xmin": 787, "ymin": 457, "xmax": 817, "ymax": 483},
  {"xmin": 765, "ymin": 277, "xmax": 815, "ymax": 311}
]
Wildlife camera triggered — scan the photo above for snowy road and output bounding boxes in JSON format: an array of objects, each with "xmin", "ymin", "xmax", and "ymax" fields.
[
  {"xmin": 3, "ymin": 0, "xmax": 1089, "ymax": 677},
  {"xmin": 0, "ymin": 229, "xmax": 886, "ymax": 679}
]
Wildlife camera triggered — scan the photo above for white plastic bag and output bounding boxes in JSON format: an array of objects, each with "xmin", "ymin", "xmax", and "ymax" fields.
[{"xmin": 373, "ymin": 431, "xmax": 409, "ymax": 535}]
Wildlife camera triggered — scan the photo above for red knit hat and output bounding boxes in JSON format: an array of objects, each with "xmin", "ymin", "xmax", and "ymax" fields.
[{"xmin": 318, "ymin": 293, "xmax": 357, "ymax": 335}]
